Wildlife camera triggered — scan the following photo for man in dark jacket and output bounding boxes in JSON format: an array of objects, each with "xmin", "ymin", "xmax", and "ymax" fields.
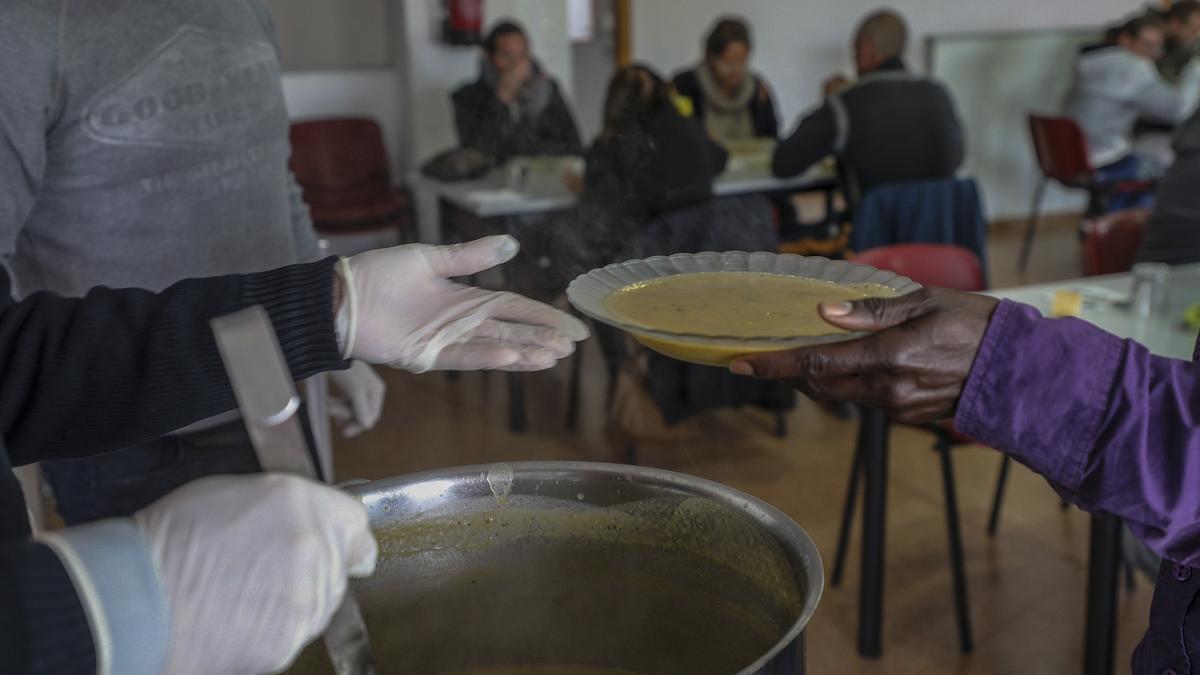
[
  {"xmin": 452, "ymin": 21, "xmax": 583, "ymax": 164},
  {"xmin": 772, "ymin": 9, "xmax": 964, "ymax": 201}
]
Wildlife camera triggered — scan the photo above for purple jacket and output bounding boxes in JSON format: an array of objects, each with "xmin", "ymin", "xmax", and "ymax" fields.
[{"xmin": 956, "ymin": 300, "xmax": 1200, "ymax": 674}]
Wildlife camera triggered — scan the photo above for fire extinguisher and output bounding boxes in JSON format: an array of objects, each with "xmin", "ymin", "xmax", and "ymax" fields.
[{"xmin": 443, "ymin": 0, "xmax": 483, "ymax": 46}]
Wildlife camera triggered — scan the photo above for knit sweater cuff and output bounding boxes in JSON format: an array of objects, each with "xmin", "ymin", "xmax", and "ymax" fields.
[
  {"xmin": 0, "ymin": 541, "xmax": 96, "ymax": 675},
  {"xmin": 238, "ymin": 257, "xmax": 349, "ymax": 379},
  {"xmin": 38, "ymin": 521, "xmax": 168, "ymax": 675}
]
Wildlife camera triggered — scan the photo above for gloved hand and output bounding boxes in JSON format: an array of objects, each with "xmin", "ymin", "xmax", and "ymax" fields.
[
  {"xmin": 134, "ymin": 474, "xmax": 377, "ymax": 675},
  {"xmin": 337, "ymin": 235, "xmax": 590, "ymax": 373},
  {"xmin": 328, "ymin": 360, "xmax": 386, "ymax": 438}
]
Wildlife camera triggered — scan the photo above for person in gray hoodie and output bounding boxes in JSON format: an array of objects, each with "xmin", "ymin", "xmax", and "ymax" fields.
[
  {"xmin": 1063, "ymin": 13, "xmax": 1200, "ymax": 187},
  {"xmin": 0, "ymin": 0, "xmax": 385, "ymax": 524}
]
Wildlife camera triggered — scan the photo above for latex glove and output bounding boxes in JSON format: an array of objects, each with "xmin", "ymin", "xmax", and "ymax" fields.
[
  {"xmin": 134, "ymin": 474, "xmax": 377, "ymax": 675},
  {"xmin": 328, "ymin": 361, "xmax": 386, "ymax": 438},
  {"xmin": 337, "ymin": 235, "xmax": 590, "ymax": 373}
]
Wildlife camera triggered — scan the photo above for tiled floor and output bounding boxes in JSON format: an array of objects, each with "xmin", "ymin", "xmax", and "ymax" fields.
[{"xmin": 333, "ymin": 214, "xmax": 1154, "ymax": 675}]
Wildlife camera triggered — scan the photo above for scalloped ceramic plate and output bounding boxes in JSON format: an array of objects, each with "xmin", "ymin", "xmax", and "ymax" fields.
[{"xmin": 566, "ymin": 251, "xmax": 921, "ymax": 366}]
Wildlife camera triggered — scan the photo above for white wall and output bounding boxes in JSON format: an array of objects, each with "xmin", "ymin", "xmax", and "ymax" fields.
[
  {"xmin": 631, "ymin": 1, "xmax": 1145, "ymax": 221},
  {"xmin": 281, "ymin": 70, "xmax": 405, "ymax": 176},
  {"xmin": 398, "ymin": 0, "xmax": 573, "ymax": 240},
  {"xmin": 399, "ymin": 0, "xmax": 573, "ymax": 169},
  {"xmin": 632, "ymin": 1, "xmax": 1143, "ymax": 128},
  {"xmin": 931, "ymin": 30, "xmax": 1097, "ymax": 219}
]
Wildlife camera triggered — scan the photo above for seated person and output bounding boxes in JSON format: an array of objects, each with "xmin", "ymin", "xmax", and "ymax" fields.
[
  {"xmin": 1158, "ymin": 1, "xmax": 1200, "ymax": 82},
  {"xmin": 671, "ymin": 17, "xmax": 812, "ymax": 240},
  {"xmin": 574, "ymin": 64, "xmax": 728, "ymax": 226},
  {"xmin": 671, "ymin": 16, "xmax": 779, "ymax": 145},
  {"xmin": 1136, "ymin": 107, "xmax": 1200, "ymax": 265},
  {"xmin": 771, "ymin": 9, "xmax": 964, "ymax": 251},
  {"xmin": 452, "ymin": 20, "xmax": 583, "ymax": 163},
  {"xmin": 1063, "ymin": 13, "xmax": 1200, "ymax": 186}
]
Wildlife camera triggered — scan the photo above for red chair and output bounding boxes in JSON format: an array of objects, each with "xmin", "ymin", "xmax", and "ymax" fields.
[
  {"xmin": 834, "ymin": 244, "xmax": 985, "ymax": 654},
  {"xmin": 289, "ymin": 118, "xmax": 415, "ymax": 243},
  {"xmin": 1082, "ymin": 208, "xmax": 1150, "ymax": 277},
  {"xmin": 1018, "ymin": 115, "xmax": 1155, "ymax": 272}
]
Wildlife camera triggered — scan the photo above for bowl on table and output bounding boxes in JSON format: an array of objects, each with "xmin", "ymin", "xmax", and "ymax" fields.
[{"xmin": 566, "ymin": 251, "xmax": 922, "ymax": 367}]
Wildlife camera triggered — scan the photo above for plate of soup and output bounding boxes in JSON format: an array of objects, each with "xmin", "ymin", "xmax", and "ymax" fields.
[{"xmin": 566, "ymin": 251, "xmax": 921, "ymax": 366}]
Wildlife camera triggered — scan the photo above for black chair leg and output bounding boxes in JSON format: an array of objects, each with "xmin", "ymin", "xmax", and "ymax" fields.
[
  {"xmin": 774, "ymin": 410, "xmax": 788, "ymax": 438},
  {"xmin": 937, "ymin": 437, "xmax": 974, "ymax": 653},
  {"xmin": 987, "ymin": 455, "xmax": 1012, "ymax": 536},
  {"xmin": 624, "ymin": 441, "xmax": 638, "ymax": 466},
  {"xmin": 832, "ymin": 444, "xmax": 863, "ymax": 587},
  {"xmin": 507, "ymin": 373, "xmax": 527, "ymax": 433},
  {"xmin": 1018, "ymin": 177, "xmax": 1048, "ymax": 273},
  {"xmin": 565, "ymin": 348, "xmax": 583, "ymax": 431}
]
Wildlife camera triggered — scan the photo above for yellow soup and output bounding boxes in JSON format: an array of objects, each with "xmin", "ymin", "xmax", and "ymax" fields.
[{"xmin": 605, "ymin": 272, "xmax": 878, "ymax": 338}]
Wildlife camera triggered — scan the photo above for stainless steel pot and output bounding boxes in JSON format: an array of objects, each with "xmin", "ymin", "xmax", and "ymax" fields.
[{"xmin": 287, "ymin": 462, "xmax": 823, "ymax": 675}]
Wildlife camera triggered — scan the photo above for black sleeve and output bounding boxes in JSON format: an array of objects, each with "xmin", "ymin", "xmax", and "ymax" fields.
[
  {"xmin": 536, "ymin": 85, "xmax": 584, "ymax": 155},
  {"xmin": 944, "ymin": 93, "xmax": 966, "ymax": 172},
  {"xmin": 452, "ymin": 83, "xmax": 513, "ymax": 159},
  {"xmin": 706, "ymin": 132, "xmax": 730, "ymax": 176},
  {"xmin": 585, "ymin": 133, "xmax": 653, "ymax": 217},
  {"xmin": 772, "ymin": 103, "xmax": 837, "ymax": 178},
  {"xmin": 0, "ymin": 258, "xmax": 346, "ymax": 468},
  {"xmin": 0, "ymin": 541, "xmax": 94, "ymax": 675},
  {"xmin": 755, "ymin": 79, "xmax": 780, "ymax": 138}
]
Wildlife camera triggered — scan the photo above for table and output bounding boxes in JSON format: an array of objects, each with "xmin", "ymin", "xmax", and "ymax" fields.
[
  {"xmin": 414, "ymin": 159, "xmax": 838, "ymax": 432},
  {"xmin": 414, "ymin": 158, "xmax": 837, "ymax": 221},
  {"xmin": 851, "ymin": 264, "xmax": 1199, "ymax": 669}
]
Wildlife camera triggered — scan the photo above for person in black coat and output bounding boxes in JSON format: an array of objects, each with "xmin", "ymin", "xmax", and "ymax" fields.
[
  {"xmin": 451, "ymin": 20, "xmax": 583, "ymax": 164},
  {"xmin": 564, "ymin": 64, "xmax": 793, "ymax": 427},
  {"xmin": 581, "ymin": 64, "xmax": 729, "ymax": 221},
  {"xmin": 671, "ymin": 16, "xmax": 780, "ymax": 144},
  {"xmin": 773, "ymin": 10, "xmax": 964, "ymax": 199}
]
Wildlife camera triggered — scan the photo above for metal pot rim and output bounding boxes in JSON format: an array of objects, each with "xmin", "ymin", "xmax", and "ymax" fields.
[{"xmin": 346, "ymin": 461, "xmax": 824, "ymax": 675}]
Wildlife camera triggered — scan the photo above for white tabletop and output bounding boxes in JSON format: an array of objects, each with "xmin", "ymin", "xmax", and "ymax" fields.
[
  {"xmin": 414, "ymin": 158, "xmax": 836, "ymax": 219},
  {"xmin": 988, "ymin": 264, "xmax": 1200, "ymax": 361}
]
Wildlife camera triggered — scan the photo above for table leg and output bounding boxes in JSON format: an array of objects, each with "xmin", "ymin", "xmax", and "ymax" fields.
[
  {"xmin": 858, "ymin": 406, "xmax": 889, "ymax": 658},
  {"xmin": 1083, "ymin": 513, "xmax": 1122, "ymax": 675},
  {"xmin": 507, "ymin": 372, "xmax": 527, "ymax": 433}
]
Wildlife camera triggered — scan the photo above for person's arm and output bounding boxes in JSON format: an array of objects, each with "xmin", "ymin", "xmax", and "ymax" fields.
[
  {"xmin": 0, "ymin": 258, "xmax": 345, "ymax": 468},
  {"xmin": 731, "ymin": 289, "xmax": 1200, "ymax": 565},
  {"xmin": 1, "ymin": 473, "xmax": 376, "ymax": 675},
  {"xmin": 535, "ymin": 84, "xmax": 585, "ymax": 156},
  {"xmin": 755, "ymin": 78, "xmax": 780, "ymax": 138},
  {"xmin": 452, "ymin": 84, "xmax": 513, "ymax": 159},
  {"xmin": 771, "ymin": 103, "xmax": 837, "ymax": 178},
  {"xmin": 1132, "ymin": 59, "xmax": 1200, "ymax": 125},
  {"xmin": 705, "ymin": 128, "xmax": 730, "ymax": 176},
  {"xmin": 955, "ymin": 300, "xmax": 1200, "ymax": 565}
]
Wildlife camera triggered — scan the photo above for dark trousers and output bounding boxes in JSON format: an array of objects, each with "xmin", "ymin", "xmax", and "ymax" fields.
[{"xmin": 41, "ymin": 410, "xmax": 319, "ymax": 525}]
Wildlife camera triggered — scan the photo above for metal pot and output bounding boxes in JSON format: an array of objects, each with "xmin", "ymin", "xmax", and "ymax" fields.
[{"xmin": 287, "ymin": 462, "xmax": 823, "ymax": 675}]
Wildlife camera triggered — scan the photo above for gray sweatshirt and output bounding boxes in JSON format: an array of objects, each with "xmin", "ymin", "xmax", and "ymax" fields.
[
  {"xmin": 0, "ymin": 0, "xmax": 318, "ymax": 300},
  {"xmin": 1062, "ymin": 46, "xmax": 1200, "ymax": 167}
]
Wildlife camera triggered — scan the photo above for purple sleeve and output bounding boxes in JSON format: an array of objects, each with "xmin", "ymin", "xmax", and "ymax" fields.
[{"xmin": 955, "ymin": 300, "xmax": 1200, "ymax": 565}]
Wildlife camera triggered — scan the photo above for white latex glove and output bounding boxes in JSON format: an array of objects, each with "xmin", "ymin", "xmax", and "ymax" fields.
[
  {"xmin": 337, "ymin": 235, "xmax": 590, "ymax": 373},
  {"xmin": 328, "ymin": 360, "xmax": 386, "ymax": 438},
  {"xmin": 133, "ymin": 474, "xmax": 377, "ymax": 675}
]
